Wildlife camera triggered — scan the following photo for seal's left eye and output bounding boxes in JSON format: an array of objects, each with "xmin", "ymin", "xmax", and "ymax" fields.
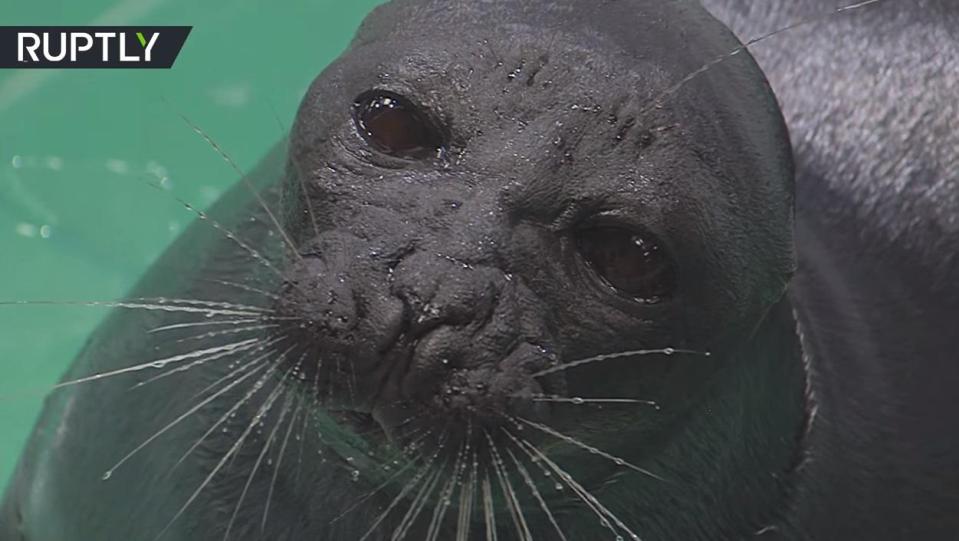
[
  {"xmin": 352, "ymin": 91, "xmax": 444, "ymax": 159},
  {"xmin": 576, "ymin": 227, "xmax": 677, "ymax": 303}
]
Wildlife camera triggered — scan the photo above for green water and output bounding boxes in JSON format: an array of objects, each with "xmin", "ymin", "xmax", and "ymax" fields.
[{"xmin": 0, "ymin": 0, "xmax": 383, "ymax": 489}]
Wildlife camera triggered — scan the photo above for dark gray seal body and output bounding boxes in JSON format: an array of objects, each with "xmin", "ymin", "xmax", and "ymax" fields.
[{"xmin": 3, "ymin": 1, "xmax": 957, "ymax": 540}]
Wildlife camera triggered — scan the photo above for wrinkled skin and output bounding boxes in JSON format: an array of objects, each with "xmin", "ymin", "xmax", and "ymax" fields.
[{"xmin": 2, "ymin": 1, "xmax": 957, "ymax": 540}]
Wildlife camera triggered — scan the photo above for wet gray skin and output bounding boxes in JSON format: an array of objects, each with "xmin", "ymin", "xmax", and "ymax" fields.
[{"xmin": 3, "ymin": 0, "xmax": 958, "ymax": 540}]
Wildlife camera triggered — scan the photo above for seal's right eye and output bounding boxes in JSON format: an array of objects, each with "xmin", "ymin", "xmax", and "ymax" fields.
[{"xmin": 352, "ymin": 90, "xmax": 444, "ymax": 159}]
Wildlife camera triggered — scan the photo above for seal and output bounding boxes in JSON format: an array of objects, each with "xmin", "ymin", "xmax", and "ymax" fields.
[{"xmin": 2, "ymin": 0, "xmax": 957, "ymax": 539}]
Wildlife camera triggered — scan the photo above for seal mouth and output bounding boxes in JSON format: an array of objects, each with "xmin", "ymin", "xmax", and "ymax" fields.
[{"xmin": 360, "ymin": 355, "xmax": 558, "ymax": 464}]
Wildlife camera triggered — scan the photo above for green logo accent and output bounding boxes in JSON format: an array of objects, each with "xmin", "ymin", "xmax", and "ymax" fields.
[{"xmin": 136, "ymin": 32, "xmax": 147, "ymax": 47}]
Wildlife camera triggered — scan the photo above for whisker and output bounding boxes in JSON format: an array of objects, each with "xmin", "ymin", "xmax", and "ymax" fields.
[
  {"xmin": 0, "ymin": 299, "xmax": 264, "ymax": 318},
  {"xmin": 153, "ymin": 354, "xmax": 299, "ymax": 541},
  {"xmin": 293, "ymin": 140, "xmax": 323, "ymax": 250},
  {"xmin": 357, "ymin": 464, "xmax": 431, "ymax": 541},
  {"xmin": 504, "ymin": 429, "xmax": 643, "ymax": 541},
  {"xmin": 359, "ymin": 431, "xmax": 448, "ymax": 541},
  {"xmin": 485, "ymin": 431, "xmax": 532, "ymax": 541},
  {"xmin": 527, "ymin": 394, "xmax": 661, "ymax": 409},
  {"xmin": 512, "ymin": 415, "xmax": 666, "ymax": 482},
  {"xmin": 172, "ymin": 323, "xmax": 280, "ymax": 344},
  {"xmin": 180, "ymin": 337, "xmax": 288, "ymax": 400},
  {"xmin": 261, "ymin": 394, "xmax": 305, "ymax": 532},
  {"xmin": 637, "ymin": 0, "xmax": 886, "ymax": 121},
  {"xmin": 531, "ymin": 347, "xmax": 709, "ymax": 378},
  {"xmin": 481, "ymin": 471, "xmax": 498, "ymax": 541},
  {"xmin": 503, "ymin": 444, "xmax": 568, "ymax": 541},
  {"xmin": 147, "ymin": 185, "xmax": 294, "ymax": 287},
  {"xmin": 294, "ymin": 370, "xmax": 317, "ymax": 485},
  {"xmin": 52, "ymin": 338, "xmax": 262, "ymax": 391},
  {"xmin": 169, "ymin": 345, "xmax": 297, "ymax": 472},
  {"xmin": 425, "ymin": 441, "xmax": 468, "ymax": 541},
  {"xmin": 358, "ymin": 428, "xmax": 451, "ymax": 541},
  {"xmin": 135, "ymin": 297, "xmax": 274, "ymax": 313},
  {"xmin": 103, "ymin": 359, "xmax": 272, "ymax": 481},
  {"xmin": 198, "ymin": 278, "xmax": 282, "ymax": 301},
  {"xmin": 455, "ymin": 448, "xmax": 477, "ymax": 541},
  {"xmin": 223, "ymin": 386, "xmax": 298, "ymax": 541},
  {"xmin": 175, "ymin": 112, "xmax": 304, "ymax": 262},
  {"xmin": 392, "ymin": 466, "xmax": 445, "ymax": 541},
  {"xmin": 329, "ymin": 457, "xmax": 420, "ymax": 524},
  {"xmin": 149, "ymin": 318, "xmax": 269, "ymax": 334}
]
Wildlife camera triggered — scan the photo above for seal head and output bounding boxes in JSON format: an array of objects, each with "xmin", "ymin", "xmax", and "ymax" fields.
[{"xmin": 272, "ymin": 0, "xmax": 804, "ymax": 536}]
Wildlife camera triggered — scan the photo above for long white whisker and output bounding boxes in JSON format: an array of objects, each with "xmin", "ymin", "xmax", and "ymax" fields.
[
  {"xmin": 222, "ymin": 387, "xmax": 297, "ymax": 541},
  {"xmin": 172, "ymin": 323, "xmax": 280, "ymax": 344},
  {"xmin": 503, "ymin": 444, "xmax": 568, "ymax": 541},
  {"xmin": 330, "ymin": 458, "xmax": 419, "ymax": 524},
  {"xmin": 527, "ymin": 394, "xmax": 660, "ymax": 409},
  {"xmin": 130, "ymin": 337, "xmax": 280, "ymax": 392},
  {"xmin": 425, "ymin": 441, "xmax": 467, "ymax": 541},
  {"xmin": 198, "ymin": 278, "xmax": 282, "ymax": 301},
  {"xmin": 149, "ymin": 318, "xmax": 268, "ymax": 334},
  {"xmin": 53, "ymin": 338, "xmax": 261, "ymax": 391},
  {"xmin": 178, "ymin": 337, "xmax": 288, "ymax": 400},
  {"xmin": 392, "ymin": 467, "xmax": 445, "ymax": 541},
  {"xmin": 357, "ymin": 429, "xmax": 451, "ymax": 541},
  {"xmin": 504, "ymin": 429, "xmax": 643, "ymax": 541},
  {"xmin": 358, "ymin": 463, "xmax": 430, "ymax": 541},
  {"xmin": 0, "ymin": 299, "xmax": 264, "ymax": 318},
  {"xmin": 481, "ymin": 472, "xmax": 498, "ymax": 541},
  {"xmin": 485, "ymin": 431, "xmax": 531, "ymax": 541},
  {"xmin": 149, "ymin": 187, "xmax": 294, "ymax": 285},
  {"xmin": 513, "ymin": 416, "xmax": 666, "ymax": 482},
  {"xmin": 169, "ymin": 345, "xmax": 296, "ymax": 472},
  {"xmin": 176, "ymin": 112, "xmax": 304, "ymax": 262},
  {"xmin": 261, "ymin": 394, "xmax": 305, "ymax": 532},
  {"xmin": 137, "ymin": 297, "xmax": 274, "ymax": 313},
  {"xmin": 104, "ymin": 360, "xmax": 271, "ymax": 481},
  {"xmin": 153, "ymin": 354, "xmax": 298, "ymax": 541},
  {"xmin": 293, "ymin": 140, "xmax": 323, "ymax": 248},
  {"xmin": 455, "ymin": 448, "xmax": 477, "ymax": 541},
  {"xmin": 532, "ymin": 347, "xmax": 709, "ymax": 378},
  {"xmin": 636, "ymin": 0, "xmax": 886, "ymax": 121}
]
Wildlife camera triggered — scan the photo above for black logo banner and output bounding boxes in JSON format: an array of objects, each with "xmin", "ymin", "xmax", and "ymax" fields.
[{"xmin": 0, "ymin": 26, "xmax": 192, "ymax": 69}]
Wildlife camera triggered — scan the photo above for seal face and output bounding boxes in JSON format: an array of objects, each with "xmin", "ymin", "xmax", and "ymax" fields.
[
  {"xmin": 281, "ymin": 0, "xmax": 798, "ymax": 477},
  {"xmin": 6, "ymin": 0, "xmax": 957, "ymax": 540},
  {"xmin": 2, "ymin": 2, "xmax": 803, "ymax": 539}
]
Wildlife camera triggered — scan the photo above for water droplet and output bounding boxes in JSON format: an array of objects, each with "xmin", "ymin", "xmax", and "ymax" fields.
[
  {"xmin": 15, "ymin": 223, "xmax": 36, "ymax": 238},
  {"xmin": 105, "ymin": 159, "xmax": 129, "ymax": 175},
  {"xmin": 45, "ymin": 156, "xmax": 63, "ymax": 171}
]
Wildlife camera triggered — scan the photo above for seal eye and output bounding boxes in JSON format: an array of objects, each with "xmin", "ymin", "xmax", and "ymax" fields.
[
  {"xmin": 576, "ymin": 227, "xmax": 677, "ymax": 303},
  {"xmin": 352, "ymin": 90, "xmax": 444, "ymax": 159}
]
